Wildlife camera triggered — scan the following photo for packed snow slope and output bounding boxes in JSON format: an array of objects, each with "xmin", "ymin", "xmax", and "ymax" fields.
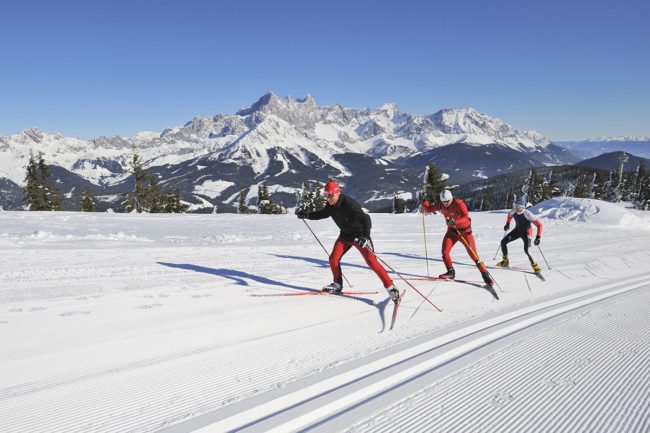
[{"xmin": 0, "ymin": 198, "xmax": 648, "ymax": 432}]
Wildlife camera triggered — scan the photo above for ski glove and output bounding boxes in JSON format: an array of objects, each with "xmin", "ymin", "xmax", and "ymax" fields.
[
  {"xmin": 534, "ymin": 236, "xmax": 541, "ymax": 246},
  {"xmin": 296, "ymin": 209, "xmax": 309, "ymax": 219},
  {"xmin": 447, "ymin": 218, "xmax": 456, "ymax": 226},
  {"xmin": 356, "ymin": 237, "xmax": 372, "ymax": 250},
  {"xmin": 504, "ymin": 223, "xmax": 510, "ymax": 231}
]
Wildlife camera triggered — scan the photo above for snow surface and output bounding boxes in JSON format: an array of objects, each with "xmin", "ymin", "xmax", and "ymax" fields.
[{"xmin": 0, "ymin": 198, "xmax": 648, "ymax": 432}]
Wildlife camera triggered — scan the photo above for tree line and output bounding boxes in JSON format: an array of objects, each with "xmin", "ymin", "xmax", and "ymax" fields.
[
  {"xmin": 23, "ymin": 146, "xmax": 189, "ymax": 213},
  {"xmin": 22, "ymin": 150, "xmax": 650, "ymax": 213}
]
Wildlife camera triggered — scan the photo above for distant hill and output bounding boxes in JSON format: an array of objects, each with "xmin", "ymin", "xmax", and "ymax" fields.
[{"xmin": 576, "ymin": 151, "xmax": 648, "ymax": 172}]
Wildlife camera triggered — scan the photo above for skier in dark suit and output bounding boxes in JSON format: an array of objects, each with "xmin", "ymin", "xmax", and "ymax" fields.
[{"xmin": 297, "ymin": 180, "xmax": 400, "ymax": 302}]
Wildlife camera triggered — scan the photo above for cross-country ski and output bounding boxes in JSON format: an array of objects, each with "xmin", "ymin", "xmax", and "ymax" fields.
[{"xmin": 389, "ymin": 289, "xmax": 407, "ymax": 330}]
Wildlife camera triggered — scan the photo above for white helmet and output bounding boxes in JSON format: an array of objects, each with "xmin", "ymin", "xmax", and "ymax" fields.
[{"xmin": 439, "ymin": 190, "xmax": 453, "ymax": 202}]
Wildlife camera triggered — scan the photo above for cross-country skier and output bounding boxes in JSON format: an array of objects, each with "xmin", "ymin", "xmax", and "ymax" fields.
[
  {"xmin": 422, "ymin": 190, "xmax": 494, "ymax": 286},
  {"xmin": 296, "ymin": 180, "xmax": 400, "ymax": 303},
  {"xmin": 497, "ymin": 197, "xmax": 543, "ymax": 273}
]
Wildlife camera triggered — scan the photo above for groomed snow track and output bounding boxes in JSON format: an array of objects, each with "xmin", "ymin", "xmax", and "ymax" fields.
[{"xmin": 165, "ymin": 274, "xmax": 650, "ymax": 433}]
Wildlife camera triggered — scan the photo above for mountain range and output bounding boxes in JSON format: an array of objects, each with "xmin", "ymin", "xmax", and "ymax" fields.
[
  {"xmin": 555, "ymin": 137, "xmax": 650, "ymax": 160},
  {"xmin": 1, "ymin": 92, "xmax": 637, "ymax": 211}
]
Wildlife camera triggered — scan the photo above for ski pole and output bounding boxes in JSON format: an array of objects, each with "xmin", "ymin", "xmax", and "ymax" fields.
[
  {"xmin": 537, "ymin": 245, "xmax": 551, "ymax": 270},
  {"xmin": 451, "ymin": 225, "xmax": 504, "ymax": 293},
  {"xmin": 493, "ymin": 229, "xmax": 507, "ymax": 260},
  {"xmin": 421, "ymin": 205, "xmax": 430, "ymax": 277},
  {"xmin": 301, "ymin": 219, "xmax": 352, "ymax": 287},
  {"xmin": 361, "ymin": 243, "xmax": 442, "ymax": 312}
]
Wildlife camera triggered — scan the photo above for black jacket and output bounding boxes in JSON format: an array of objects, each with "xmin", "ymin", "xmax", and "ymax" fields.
[{"xmin": 307, "ymin": 194, "xmax": 371, "ymax": 241}]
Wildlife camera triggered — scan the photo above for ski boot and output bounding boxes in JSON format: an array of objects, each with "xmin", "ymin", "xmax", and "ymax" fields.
[
  {"xmin": 387, "ymin": 285, "xmax": 401, "ymax": 303},
  {"xmin": 438, "ymin": 267, "xmax": 456, "ymax": 280},
  {"xmin": 481, "ymin": 271, "xmax": 494, "ymax": 286},
  {"xmin": 496, "ymin": 255, "xmax": 509, "ymax": 267},
  {"xmin": 531, "ymin": 262, "xmax": 541, "ymax": 273},
  {"xmin": 322, "ymin": 282, "xmax": 342, "ymax": 293}
]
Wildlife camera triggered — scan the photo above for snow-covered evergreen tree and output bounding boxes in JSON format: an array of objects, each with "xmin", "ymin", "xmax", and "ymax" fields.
[
  {"xmin": 422, "ymin": 163, "xmax": 447, "ymax": 203},
  {"xmin": 524, "ymin": 169, "xmax": 543, "ymax": 205},
  {"xmin": 238, "ymin": 187, "xmax": 249, "ymax": 214},
  {"xmin": 258, "ymin": 183, "xmax": 283, "ymax": 214},
  {"xmin": 24, "ymin": 152, "xmax": 62, "ymax": 211},
  {"xmin": 80, "ymin": 188, "xmax": 96, "ymax": 212},
  {"xmin": 297, "ymin": 181, "xmax": 326, "ymax": 214},
  {"xmin": 23, "ymin": 151, "xmax": 42, "ymax": 210},
  {"xmin": 541, "ymin": 170, "xmax": 560, "ymax": 201},
  {"xmin": 603, "ymin": 171, "xmax": 621, "ymax": 202}
]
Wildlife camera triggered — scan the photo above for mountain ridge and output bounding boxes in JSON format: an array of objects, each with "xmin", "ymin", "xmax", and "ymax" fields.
[{"xmin": 1, "ymin": 92, "xmax": 572, "ymax": 211}]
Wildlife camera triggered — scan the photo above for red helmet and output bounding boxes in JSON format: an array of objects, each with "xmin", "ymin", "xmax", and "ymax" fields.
[{"xmin": 324, "ymin": 180, "xmax": 341, "ymax": 196}]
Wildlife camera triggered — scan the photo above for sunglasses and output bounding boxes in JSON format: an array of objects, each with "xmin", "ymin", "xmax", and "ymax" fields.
[{"xmin": 325, "ymin": 193, "xmax": 337, "ymax": 199}]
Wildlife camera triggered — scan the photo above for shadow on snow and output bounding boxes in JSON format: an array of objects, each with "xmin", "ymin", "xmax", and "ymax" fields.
[{"xmin": 157, "ymin": 261, "xmax": 393, "ymax": 332}]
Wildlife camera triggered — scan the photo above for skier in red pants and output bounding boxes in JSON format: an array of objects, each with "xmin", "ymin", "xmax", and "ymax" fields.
[
  {"xmin": 422, "ymin": 190, "xmax": 494, "ymax": 286},
  {"xmin": 297, "ymin": 180, "xmax": 400, "ymax": 303}
]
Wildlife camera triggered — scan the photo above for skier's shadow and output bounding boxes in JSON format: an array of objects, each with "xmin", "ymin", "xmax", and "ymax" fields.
[
  {"xmin": 158, "ymin": 262, "xmax": 313, "ymax": 291},
  {"xmin": 382, "ymin": 251, "xmax": 444, "ymax": 264},
  {"xmin": 159, "ymin": 261, "xmax": 392, "ymax": 332},
  {"xmin": 270, "ymin": 253, "xmax": 425, "ymax": 279},
  {"xmin": 269, "ymin": 254, "xmax": 368, "ymax": 271}
]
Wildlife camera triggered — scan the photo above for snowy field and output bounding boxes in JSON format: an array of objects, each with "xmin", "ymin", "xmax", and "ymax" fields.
[{"xmin": 0, "ymin": 198, "xmax": 648, "ymax": 432}]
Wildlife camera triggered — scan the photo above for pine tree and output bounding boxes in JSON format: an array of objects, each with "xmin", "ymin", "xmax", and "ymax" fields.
[
  {"xmin": 422, "ymin": 163, "xmax": 447, "ymax": 203},
  {"xmin": 631, "ymin": 160, "xmax": 646, "ymax": 206},
  {"xmin": 591, "ymin": 172, "xmax": 607, "ymax": 199},
  {"xmin": 24, "ymin": 152, "xmax": 62, "ymax": 211},
  {"xmin": 619, "ymin": 171, "xmax": 634, "ymax": 202},
  {"xmin": 573, "ymin": 175, "xmax": 589, "ymax": 198},
  {"xmin": 120, "ymin": 145, "xmax": 174, "ymax": 213},
  {"xmin": 122, "ymin": 145, "xmax": 147, "ymax": 212},
  {"xmin": 526, "ymin": 169, "xmax": 543, "ymax": 205},
  {"xmin": 23, "ymin": 151, "xmax": 44, "ymax": 210},
  {"xmin": 541, "ymin": 170, "xmax": 560, "ymax": 201},
  {"xmin": 146, "ymin": 175, "xmax": 164, "ymax": 213},
  {"xmin": 635, "ymin": 170, "xmax": 650, "ymax": 211},
  {"xmin": 258, "ymin": 183, "xmax": 283, "ymax": 214},
  {"xmin": 392, "ymin": 195, "xmax": 406, "ymax": 213},
  {"xmin": 163, "ymin": 186, "xmax": 188, "ymax": 213},
  {"xmin": 238, "ymin": 186, "xmax": 249, "ymax": 214},
  {"xmin": 603, "ymin": 171, "xmax": 621, "ymax": 202},
  {"xmin": 80, "ymin": 188, "xmax": 96, "ymax": 212},
  {"xmin": 297, "ymin": 181, "xmax": 326, "ymax": 214}
]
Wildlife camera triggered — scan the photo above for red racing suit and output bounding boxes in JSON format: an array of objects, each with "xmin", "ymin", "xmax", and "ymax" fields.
[{"xmin": 422, "ymin": 198, "xmax": 487, "ymax": 273}]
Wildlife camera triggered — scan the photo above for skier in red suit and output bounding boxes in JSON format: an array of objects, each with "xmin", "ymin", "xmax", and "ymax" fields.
[
  {"xmin": 422, "ymin": 190, "xmax": 494, "ymax": 286},
  {"xmin": 297, "ymin": 180, "xmax": 400, "ymax": 303}
]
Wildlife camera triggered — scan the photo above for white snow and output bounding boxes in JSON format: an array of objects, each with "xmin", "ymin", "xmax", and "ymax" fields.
[
  {"xmin": 192, "ymin": 180, "xmax": 235, "ymax": 198},
  {"xmin": 532, "ymin": 197, "xmax": 650, "ymax": 228},
  {"xmin": 0, "ymin": 197, "xmax": 647, "ymax": 432}
]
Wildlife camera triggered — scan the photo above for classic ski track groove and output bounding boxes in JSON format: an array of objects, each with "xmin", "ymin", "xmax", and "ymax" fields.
[
  {"xmin": 349, "ymin": 290, "xmax": 648, "ymax": 433},
  {"xmin": 181, "ymin": 274, "xmax": 650, "ymax": 433}
]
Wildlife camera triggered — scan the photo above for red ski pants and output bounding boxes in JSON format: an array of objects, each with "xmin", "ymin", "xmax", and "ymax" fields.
[
  {"xmin": 329, "ymin": 236, "xmax": 393, "ymax": 288},
  {"xmin": 441, "ymin": 230, "xmax": 487, "ymax": 273}
]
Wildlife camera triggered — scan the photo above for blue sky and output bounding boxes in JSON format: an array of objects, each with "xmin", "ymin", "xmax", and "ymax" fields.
[{"xmin": 1, "ymin": 0, "xmax": 648, "ymax": 140}]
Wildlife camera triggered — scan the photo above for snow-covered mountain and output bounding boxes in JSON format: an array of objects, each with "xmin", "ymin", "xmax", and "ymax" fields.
[
  {"xmin": 0, "ymin": 92, "xmax": 570, "ymax": 211},
  {"xmin": 555, "ymin": 136, "xmax": 650, "ymax": 160}
]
